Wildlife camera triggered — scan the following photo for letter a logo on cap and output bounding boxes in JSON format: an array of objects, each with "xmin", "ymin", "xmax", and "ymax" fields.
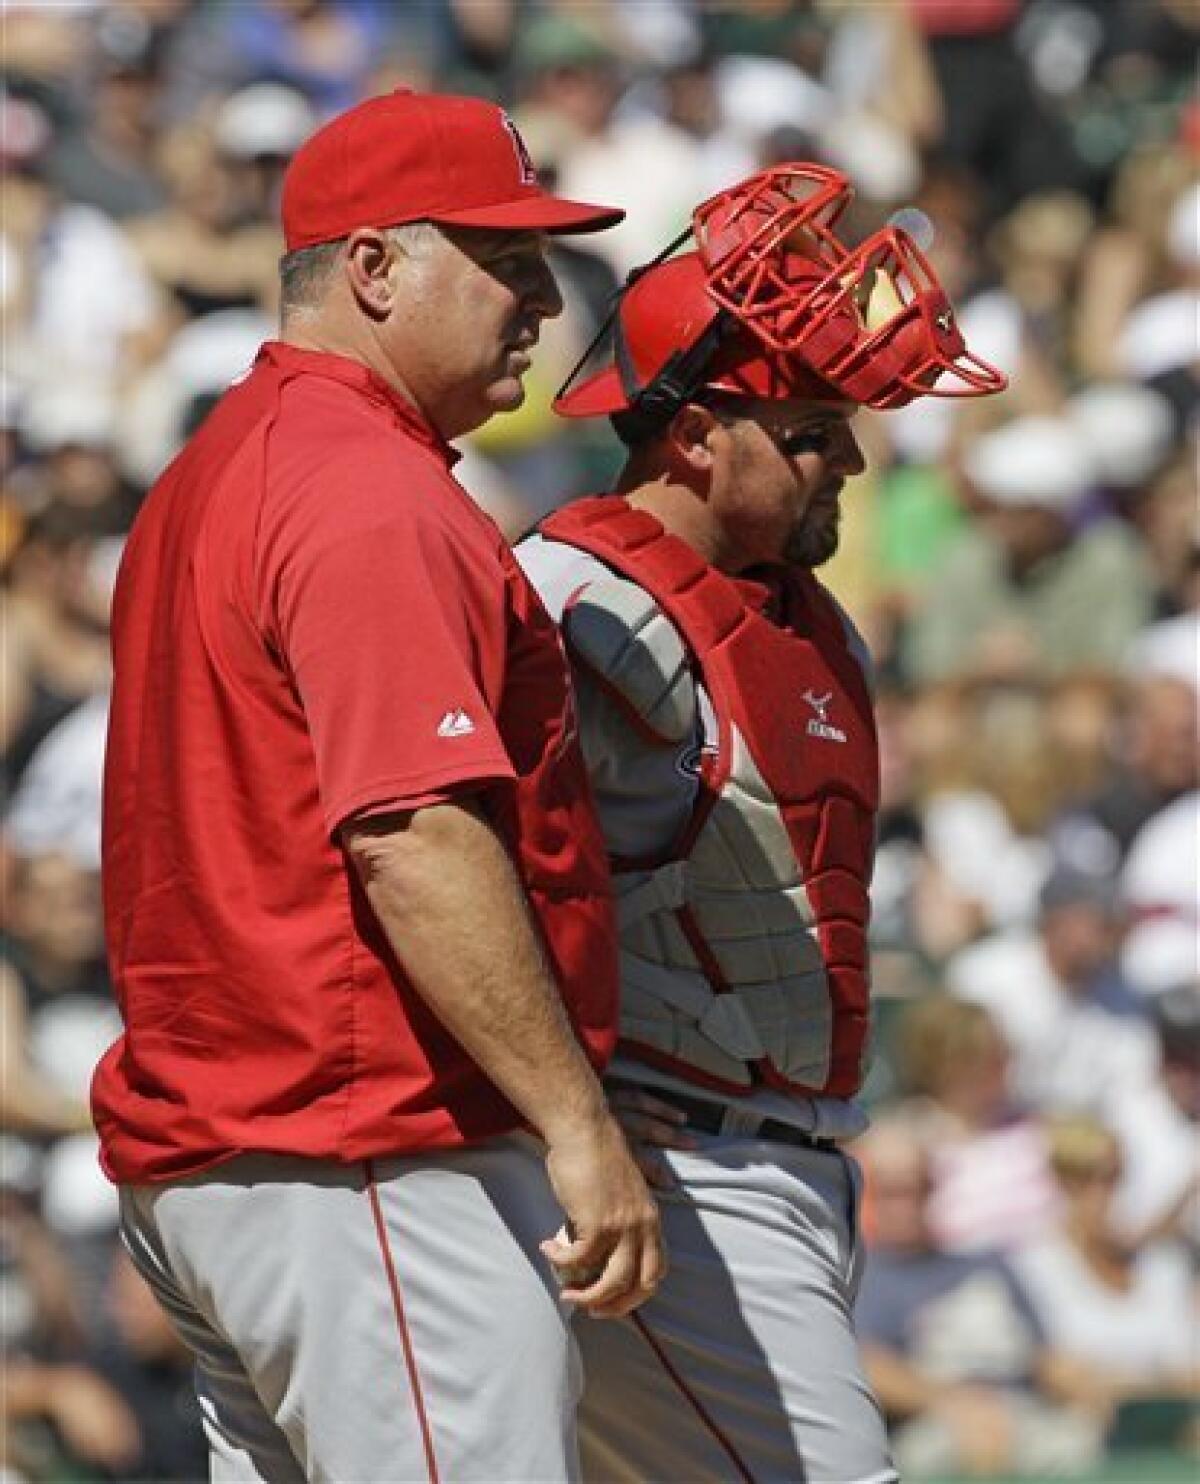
[{"xmin": 502, "ymin": 115, "xmax": 538, "ymax": 186}]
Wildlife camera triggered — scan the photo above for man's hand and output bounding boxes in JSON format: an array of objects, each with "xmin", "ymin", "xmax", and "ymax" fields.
[
  {"xmin": 541, "ymin": 1113, "xmax": 666, "ymax": 1318},
  {"xmin": 607, "ymin": 1084, "xmax": 698, "ymax": 1190}
]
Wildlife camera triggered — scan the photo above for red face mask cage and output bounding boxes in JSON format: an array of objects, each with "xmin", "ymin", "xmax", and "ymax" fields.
[
  {"xmin": 693, "ymin": 172, "xmax": 1007, "ymax": 411},
  {"xmin": 694, "ymin": 164, "xmax": 855, "ymax": 345},
  {"xmin": 777, "ymin": 227, "xmax": 1009, "ymax": 408}
]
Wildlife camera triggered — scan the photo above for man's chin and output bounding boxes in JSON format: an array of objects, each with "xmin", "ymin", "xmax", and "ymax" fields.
[
  {"xmin": 488, "ymin": 378, "xmax": 527, "ymax": 414},
  {"xmin": 785, "ymin": 526, "xmax": 840, "ymax": 569}
]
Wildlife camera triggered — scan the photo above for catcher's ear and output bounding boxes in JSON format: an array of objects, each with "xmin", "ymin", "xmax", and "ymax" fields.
[
  {"xmin": 667, "ymin": 402, "xmax": 719, "ymax": 477},
  {"xmin": 344, "ymin": 229, "xmax": 394, "ymax": 319}
]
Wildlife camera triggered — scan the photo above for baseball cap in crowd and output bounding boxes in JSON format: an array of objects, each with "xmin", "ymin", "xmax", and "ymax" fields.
[
  {"xmin": 1123, "ymin": 612, "xmax": 1199, "ymax": 691},
  {"xmin": 216, "ymin": 84, "xmax": 315, "ymax": 162},
  {"xmin": 1037, "ymin": 865, "xmax": 1117, "ymax": 918},
  {"xmin": 1066, "ymin": 381, "xmax": 1175, "ymax": 491},
  {"xmin": 964, "ymin": 415, "xmax": 1094, "ymax": 513},
  {"xmin": 281, "ymin": 89, "xmax": 624, "ymax": 250},
  {"xmin": 519, "ymin": 14, "xmax": 620, "ymax": 77}
]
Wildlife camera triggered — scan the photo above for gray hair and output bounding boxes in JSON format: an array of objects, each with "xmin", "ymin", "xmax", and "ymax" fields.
[{"xmin": 279, "ymin": 221, "xmax": 442, "ymax": 318}]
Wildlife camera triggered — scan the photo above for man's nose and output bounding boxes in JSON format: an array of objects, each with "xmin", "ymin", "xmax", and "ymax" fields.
[
  {"xmin": 837, "ymin": 425, "xmax": 866, "ymax": 477},
  {"xmin": 527, "ymin": 255, "xmax": 564, "ymax": 320}
]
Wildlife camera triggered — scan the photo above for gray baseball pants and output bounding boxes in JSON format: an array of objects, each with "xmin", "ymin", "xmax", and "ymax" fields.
[
  {"xmin": 576, "ymin": 1136, "xmax": 897, "ymax": 1484},
  {"xmin": 119, "ymin": 1135, "xmax": 581, "ymax": 1483}
]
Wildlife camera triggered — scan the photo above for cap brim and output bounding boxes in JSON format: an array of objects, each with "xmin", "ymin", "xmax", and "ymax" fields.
[
  {"xmin": 553, "ymin": 365, "xmax": 633, "ymax": 418},
  {"xmin": 431, "ymin": 193, "xmax": 624, "ymax": 236}
]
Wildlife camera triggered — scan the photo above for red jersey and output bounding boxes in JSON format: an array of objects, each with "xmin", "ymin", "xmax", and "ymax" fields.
[{"xmin": 93, "ymin": 343, "xmax": 617, "ymax": 1183}]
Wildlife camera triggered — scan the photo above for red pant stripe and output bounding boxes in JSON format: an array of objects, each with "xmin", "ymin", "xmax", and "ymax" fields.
[
  {"xmin": 632, "ymin": 1311, "xmax": 757, "ymax": 1484},
  {"xmin": 365, "ymin": 1162, "xmax": 441, "ymax": 1484}
]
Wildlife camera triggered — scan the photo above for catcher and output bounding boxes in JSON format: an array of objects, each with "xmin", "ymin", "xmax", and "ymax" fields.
[{"xmin": 518, "ymin": 164, "xmax": 1006, "ymax": 1482}]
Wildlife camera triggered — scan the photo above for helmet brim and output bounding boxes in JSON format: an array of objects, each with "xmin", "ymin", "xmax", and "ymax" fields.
[{"xmin": 553, "ymin": 365, "xmax": 631, "ymax": 417}]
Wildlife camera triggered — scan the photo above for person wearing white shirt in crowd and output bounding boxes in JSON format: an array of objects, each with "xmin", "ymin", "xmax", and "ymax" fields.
[
  {"xmin": 947, "ymin": 868, "xmax": 1158, "ymax": 1122},
  {"xmin": 1012, "ymin": 1115, "xmax": 1199, "ymax": 1430}
]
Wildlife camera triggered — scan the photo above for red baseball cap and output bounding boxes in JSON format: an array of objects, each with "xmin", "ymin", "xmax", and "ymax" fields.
[{"xmin": 281, "ymin": 90, "xmax": 624, "ymax": 250}]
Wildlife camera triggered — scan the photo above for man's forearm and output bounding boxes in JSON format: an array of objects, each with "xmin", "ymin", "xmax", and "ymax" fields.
[
  {"xmin": 345, "ymin": 796, "xmax": 664, "ymax": 1319},
  {"xmin": 343, "ymin": 798, "xmax": 610, "ymax": 1142}
]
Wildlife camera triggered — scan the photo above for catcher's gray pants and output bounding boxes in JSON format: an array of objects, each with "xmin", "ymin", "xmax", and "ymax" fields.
[
  {"xmin": 577, "ymin": 1135, "xmax": 897, "ymax": 1484},
  {"xmin": 119, "ymin": 1136, "xmax": 581, "ymax": 1483}
]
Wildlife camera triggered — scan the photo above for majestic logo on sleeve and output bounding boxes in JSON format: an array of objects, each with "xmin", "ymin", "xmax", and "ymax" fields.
[
  {"xmin": 803, "ymin": 689, "xmax": 847, "ymax": 743},
  {"xmin": 437, "ymin": 709, "xmax": 476, "ymax": 738},
  {"xmin": 502, "ymin": 115, "xmax": 538, "ymax": 186}
]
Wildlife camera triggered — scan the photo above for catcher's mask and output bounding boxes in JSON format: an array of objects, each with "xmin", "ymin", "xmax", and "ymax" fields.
[{"xmin": 555, "ymin": 163, "xmax": 1006, "ymax": 438}]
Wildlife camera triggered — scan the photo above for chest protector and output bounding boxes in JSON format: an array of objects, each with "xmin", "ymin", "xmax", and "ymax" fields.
[{"xmin": 540, "ymin": 497, "xmax": 879, "ymax": 1098}]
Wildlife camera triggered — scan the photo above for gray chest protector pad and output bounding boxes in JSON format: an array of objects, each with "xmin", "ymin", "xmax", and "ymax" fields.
[
  {"xmin": 564, "ymin": 576, "xmax": 697, "ymax": 746},
  {"xmin": 563, "ymin": 576, "xmax": 834, "ymax": 1088}
]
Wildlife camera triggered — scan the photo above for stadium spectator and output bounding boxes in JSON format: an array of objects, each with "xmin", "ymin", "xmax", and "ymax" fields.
[
  {"xmin": 2, "ymin": 94, "xmax": 160, "ymax": 402},
  {"xmin": 892, "ymin": 997, "xmax": 1060, "ymax": 1254},
  {"xmin": 1074, "ymin": 149, "xmax": 1197, "ymax": 383},
  {"xmin": 904, "ymin": 414, "xmax": 1156, "ymax": 684},
  {"xmin": 1110, "ymin": 984, "xmax": 1200, "ymax": 1256},
  {"xmin": 3, "ymin": 505, "xmax": 115, "ymax": 783},
  {"xmin": 1136, "ymin": 453, "xmax": 1200, "ymax": 617},
  {"xmin": 92, "ymin": 1246, "xmax": 209, "ymax": 1481},
  {"xmin": 46, "ymin": 34, "xmax": 168, "ymax": 221},
  {"xmin": 211, "ymin": 81, "xmax": 316, "ymax": 223},
  {"xmin": 856, "ymin": 1118, "xmax": 1103, "ymax": 1478},
  {"xmin": 123, "ymin": 114, "xmax": 281, "ymax": 336},
  {"xmin": 1011, "ymin": 1116, "xmax": 1199, "ymax": 1434},
  {"xmin": 0, "ymin": 962, "xmax": 93, "ymax": 1143},
  {"xmin": 5, "ymin": 691, "xmax": 108, "ymax": 871},
  {"xmin": 947, "ymin": 867, "xmax": 1157, "ymax": 1121},
  {"xmin": 0, "ymin": 1191, "xmax": 138, "ymax": 1479},
  {"xmin": 207, "ymin": 0, "xmax": 395, "ymax": 116},
  {"xmin": 905, "ymin": 685, "xmax": 1059, "ymax": 950},
  {"xmin": 1056, "ymin": 663, "xmax": 1197, "ymax": 874},
  {"xmin": 517, "ymin": 13, "xmax": 706, "ymax": 276}
]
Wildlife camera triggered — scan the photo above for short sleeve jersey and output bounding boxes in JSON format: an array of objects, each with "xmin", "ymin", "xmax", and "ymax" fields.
[{"xmin": 93, "ymin": 344, "xmax": 617, "ymax": 1182}]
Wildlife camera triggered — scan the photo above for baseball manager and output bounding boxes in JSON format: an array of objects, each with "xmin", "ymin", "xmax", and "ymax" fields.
[{"xmin": 92, "ymin": 90, "xmax": 662, "ymax": 1483}]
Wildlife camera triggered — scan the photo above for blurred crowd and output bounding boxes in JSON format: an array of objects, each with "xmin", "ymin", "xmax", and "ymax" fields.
[{"xmin": 1, "ymin": 0, "xmax": 1196, "ymax": 1478}]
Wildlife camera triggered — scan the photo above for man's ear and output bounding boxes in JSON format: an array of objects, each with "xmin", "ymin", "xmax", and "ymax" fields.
[
  {"xmin": 666, "ymin": 402, "xmax": 720, "ymax": 477},
  {"xmin": 344, "ymin": 228, "xmax": 394, "ymax": 319}
]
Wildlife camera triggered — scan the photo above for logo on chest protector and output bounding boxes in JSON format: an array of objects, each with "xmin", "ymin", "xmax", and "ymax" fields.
[{"xmin": 803, "ymin": 689, "xmax": 847, "ymax": 743}]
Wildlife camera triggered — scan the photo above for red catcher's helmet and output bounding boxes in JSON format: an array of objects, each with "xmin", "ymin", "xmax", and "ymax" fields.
[
  {"xmin": 553, "ymin": 252, "xmax": 842, "ymax": 420},
  {"xmin": 555, "ymin": 163, "xmax": 1006, "ymax": 428}
]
